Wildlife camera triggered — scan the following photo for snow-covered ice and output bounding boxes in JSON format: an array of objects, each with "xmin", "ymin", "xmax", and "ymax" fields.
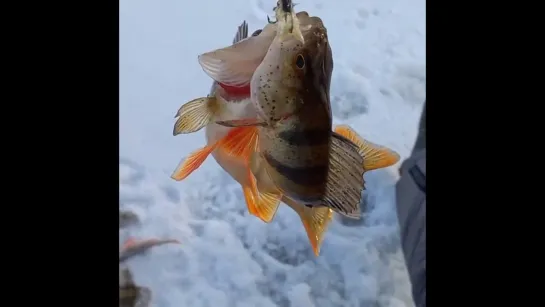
[{"xmin": 119, "ymin": 0, "xmax": 425, "ymax": 306}]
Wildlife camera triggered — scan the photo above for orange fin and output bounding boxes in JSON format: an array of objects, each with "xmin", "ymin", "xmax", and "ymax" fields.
[
  {"xmin": 173, "ymin": 96, "xmax": 218, "ymax": 135},
  {"xmin": 254, "ymin": 191, "xmax": 282, "ymax": 223},
  {"xmin": 334, "ymin": 125, "xmax": 400, "ymax": 171},
  {"xmin": 216, "ymin": 118, "xmax": 267, "ymax": 128},
  {"xmin": 218, "ymin": 126, "xmax": 260, "ymax": 216},
  {"xmin": 243, "ymin": 163, "xmax": 258, "ymax": 216},
  {"xmin": 287, "ymin": 200, "xmax": 334, "ymax": 256},
  {"xmin": 122, "ymin": 237, "xmax": 137, "ymax": 249},
  {"xmin": 171, "ymin": 143, "xmax": 217, "ymax": 181},
  {"xmin": 218, "ymin": 126, "xmax": 259, "ymax": 159},
  {"xmin": 248, "ymin": 151, "xmax": 282, "ymax": 222}
]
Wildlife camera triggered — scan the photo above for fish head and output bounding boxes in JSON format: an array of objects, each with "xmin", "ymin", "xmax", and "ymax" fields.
[{"xmin": 251, "ymin": 7, "xmax": 333, "ymax": 125}]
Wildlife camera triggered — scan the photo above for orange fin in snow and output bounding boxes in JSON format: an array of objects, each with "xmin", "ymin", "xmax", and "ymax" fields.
[
  {"xmin": 171, "ymin": 142, "xmax": 218, "ymax": 181},
  {"xmin": 334, "ymin": 125, "xmax": 400, "ymax": 171},
  {"xmin": 122, "ymin": 237, "xmax": 137, "ymax": 250}
]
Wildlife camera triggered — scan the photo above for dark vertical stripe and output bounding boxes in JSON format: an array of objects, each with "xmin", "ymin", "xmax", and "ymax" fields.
[
  {"xmin": 252, "ymin": 29, "xmax": 262, "ymax": 37},
  {"xmin": 263, "ymin": 152, "xmax": 327, "ymax": 186},
  {"xmin": 277, "ymin": 128, "xmax": 330, "ymax": 146},
  {"xmin": 280, "ymin": 0, "xmax": 292, "ymax": 12},
  {"xmin": 408, "ymin": 164, "xmax": 426, "ymax": 194}
]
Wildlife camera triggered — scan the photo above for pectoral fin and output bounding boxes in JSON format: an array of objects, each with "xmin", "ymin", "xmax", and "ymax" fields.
[
  {"xmin": 173, "ymin": 96, "xmax": 218, "ymax": 135},
  {"xmin": 218, "ymin": 126, "xmax": 259, "ymax": 159},
  {"xmin": 334, "ymin": 125, "xmax": 400, "ymax": 170}
]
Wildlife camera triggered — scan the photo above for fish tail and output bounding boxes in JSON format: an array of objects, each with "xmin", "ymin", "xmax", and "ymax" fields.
[
  {"xmin": 285, "ymin": 197, "xmax": 334, "ymax": 256},
  {"xmin": 334, "ymin": 125, "xmax": 400, "ymax": 171},
  {"xmin": 173, "ymin": 96, "xmax": 219, "ymax": 135}
]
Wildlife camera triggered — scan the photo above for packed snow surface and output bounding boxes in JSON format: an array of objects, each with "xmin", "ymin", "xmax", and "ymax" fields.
[{"xmin": 119, "ymin": 0, "xmax": 425, "ymax": 306}]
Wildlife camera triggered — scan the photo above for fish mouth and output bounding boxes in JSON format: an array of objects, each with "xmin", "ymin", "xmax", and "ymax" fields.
[
  {"xmin": 279, "ymin": 0, "xmax": 292, "ymax": 13},
  {"xmin": 274, "ymin": 0, "xmax": 304, "ymax": 43}
]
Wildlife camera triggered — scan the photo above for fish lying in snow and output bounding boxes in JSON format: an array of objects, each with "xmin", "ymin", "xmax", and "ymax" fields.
[
  {"xmin": 214, "ymin": 0, "xmax": 400, "ymax": 219},
  {"xmin": 119, "ymin": 237, "xmax": 180, "ymax": 263}
]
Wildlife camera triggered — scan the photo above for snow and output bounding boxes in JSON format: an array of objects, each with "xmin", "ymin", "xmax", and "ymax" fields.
[{"xmin": 119, "ymin": 0, "xmax": 425, "ymax": 306}]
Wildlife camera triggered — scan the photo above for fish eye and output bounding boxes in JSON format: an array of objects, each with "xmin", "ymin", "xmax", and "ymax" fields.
[{"xmin": 295, "ymin": 54, "xmax": 305, "ymax": 69}]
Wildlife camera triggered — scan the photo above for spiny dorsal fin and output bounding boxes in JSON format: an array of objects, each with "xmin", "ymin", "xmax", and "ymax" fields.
[{"xmin": 232, "ymin": 20, "xmax": 249, "ymax": 44}]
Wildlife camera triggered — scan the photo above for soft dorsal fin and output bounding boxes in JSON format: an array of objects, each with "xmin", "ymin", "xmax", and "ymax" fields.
[
  {"xmin": 321, "ymin": 132, "xmax": 365, "ymax": 219},
  {"xmin": 334, "ymin": 125, "xmax": 400, "ymax": 171}
]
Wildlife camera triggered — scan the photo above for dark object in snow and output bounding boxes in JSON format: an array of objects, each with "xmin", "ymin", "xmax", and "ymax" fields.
[
  {"xmin": 411, "ymin": 101, "xmax": 426, "ymax": 155},
  {"xmin": 119, "ymin": 268, "xmax": 151, "ymax": 307},
  {"xmin": 119, "ymin": 210, "xmax": 139, "ymax": 229}
]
